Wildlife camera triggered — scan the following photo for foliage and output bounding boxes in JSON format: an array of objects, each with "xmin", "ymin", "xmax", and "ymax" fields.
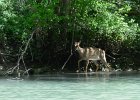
[{"xmin": 0, "ymin": 0, "xmax": 140, "ymax": 72}]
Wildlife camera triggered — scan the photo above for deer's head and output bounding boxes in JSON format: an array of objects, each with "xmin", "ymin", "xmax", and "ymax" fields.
[{"xmin": 74, "ymin": 41, "xmax": 81, "ymax": 50}]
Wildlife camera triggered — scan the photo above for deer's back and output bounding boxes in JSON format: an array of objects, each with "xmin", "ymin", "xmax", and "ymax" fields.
[{"xmin": 79, "ymin": 47, "xmax": 103, "ymax": 60}]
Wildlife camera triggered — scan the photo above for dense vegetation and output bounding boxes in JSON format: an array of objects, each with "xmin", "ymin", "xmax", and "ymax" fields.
[{"xmin": 0, "ymin": 0, "xmax": 140, "ymax": 75}]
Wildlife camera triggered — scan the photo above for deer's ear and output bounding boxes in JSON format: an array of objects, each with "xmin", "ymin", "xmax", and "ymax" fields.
[
  {"xmin": 74, "ymin": 41, "xmax": 77, "ymax": 44},
  {"xmin": 78, "ymin": 41, "xmax": 81, "ymax": 44}
]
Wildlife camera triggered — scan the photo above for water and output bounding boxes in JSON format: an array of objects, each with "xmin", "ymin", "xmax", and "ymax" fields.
[{"xmin": 0, "ymin": 72, "xmax": 140, "ymax": 100}]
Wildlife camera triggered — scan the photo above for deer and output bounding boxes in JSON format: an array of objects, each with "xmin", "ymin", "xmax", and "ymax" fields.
[{"xmin": 74, "ymin": 41, "xmax": 111, "ymax": 73}]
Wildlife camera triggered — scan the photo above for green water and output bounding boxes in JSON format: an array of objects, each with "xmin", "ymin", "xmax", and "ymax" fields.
[{"xmin": 0, "ymin": 72, "xmax": 140, "ymax": 100}]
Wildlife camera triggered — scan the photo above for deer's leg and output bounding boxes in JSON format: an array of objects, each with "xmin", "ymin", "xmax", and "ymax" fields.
[
  {"xmin": 93, "ymin": 61, "xmax": 99, "ymax": 72},
  {"xmin": 100, "ymin": 58, "xmax": 111, "ymax": 72},
  {"xmin": 77, "ymin": 60, "xmax": 82, "ymax": 72},
  {"xmin": 85, "ymin": 60, "xmax": 89, "ymax": 73},
  {"xmin": 100, "ymin": 50, "xmax": 111, "ymax": 71}
]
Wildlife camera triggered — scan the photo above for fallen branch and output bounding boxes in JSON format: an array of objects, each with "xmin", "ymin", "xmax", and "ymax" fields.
[
  {"xmin": 61, "ymin": 32, "xmax": 74, "ymax": 71},
  {"xmin": 61, "ymin": 53, "xmax": 73, "ymax": 70},
  {"xmin": 0, "ymin": 52, "xmax": 19, "ymax": 57},
  {"xmin": 6, "ymin": 29, "xmax": 37, "ymax": 77}
]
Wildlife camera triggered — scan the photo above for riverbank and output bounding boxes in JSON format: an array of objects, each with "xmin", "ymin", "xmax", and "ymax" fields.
[{"xmin": 0, "ymin": 67, "xmax": 140, "ymax": 77}]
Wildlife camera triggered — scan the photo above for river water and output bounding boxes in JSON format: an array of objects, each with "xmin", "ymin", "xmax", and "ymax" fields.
[{"xmin": 0, "ymin": 72, "xmax": 140, "ymax": 100}]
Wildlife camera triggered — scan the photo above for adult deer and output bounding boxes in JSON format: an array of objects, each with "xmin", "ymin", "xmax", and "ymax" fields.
[{"xmin": 74, "ymin": 41, "xmax": 111, "ymax": 72}]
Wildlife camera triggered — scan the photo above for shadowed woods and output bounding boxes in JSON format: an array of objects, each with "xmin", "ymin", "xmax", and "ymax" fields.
[{"xmin": 0, "ymin": 0, "xmax": 140, "ymax": 77}]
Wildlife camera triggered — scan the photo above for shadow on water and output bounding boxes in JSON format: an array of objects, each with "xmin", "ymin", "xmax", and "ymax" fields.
[
  {"xmin": 0, "ymin": 71, "xmax": 139, "ymax": 82},
  {"xmin": 24, "ymin": 71, "xmax": 140, "ymax": 82}
]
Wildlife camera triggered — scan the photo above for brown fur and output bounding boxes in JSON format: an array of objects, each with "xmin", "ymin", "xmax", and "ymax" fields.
[{"xmin": 74, "ymin": 42, "xmax": 110, "ymax": 72}]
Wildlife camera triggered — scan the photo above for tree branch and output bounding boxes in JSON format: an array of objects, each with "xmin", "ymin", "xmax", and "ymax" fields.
[{"xmin": 6, "ymin": 29, "xmax": 37, "ymax": 77}]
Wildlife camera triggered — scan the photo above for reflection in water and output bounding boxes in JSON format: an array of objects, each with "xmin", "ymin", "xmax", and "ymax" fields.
[{"xmin": 0, "ymin": 72, "xmax": 140, "ymax": 100}]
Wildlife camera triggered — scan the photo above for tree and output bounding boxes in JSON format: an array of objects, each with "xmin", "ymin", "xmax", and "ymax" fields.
[{"xmin": 0, "ymin": 0, "xmax": 140, "ymax": 74}]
